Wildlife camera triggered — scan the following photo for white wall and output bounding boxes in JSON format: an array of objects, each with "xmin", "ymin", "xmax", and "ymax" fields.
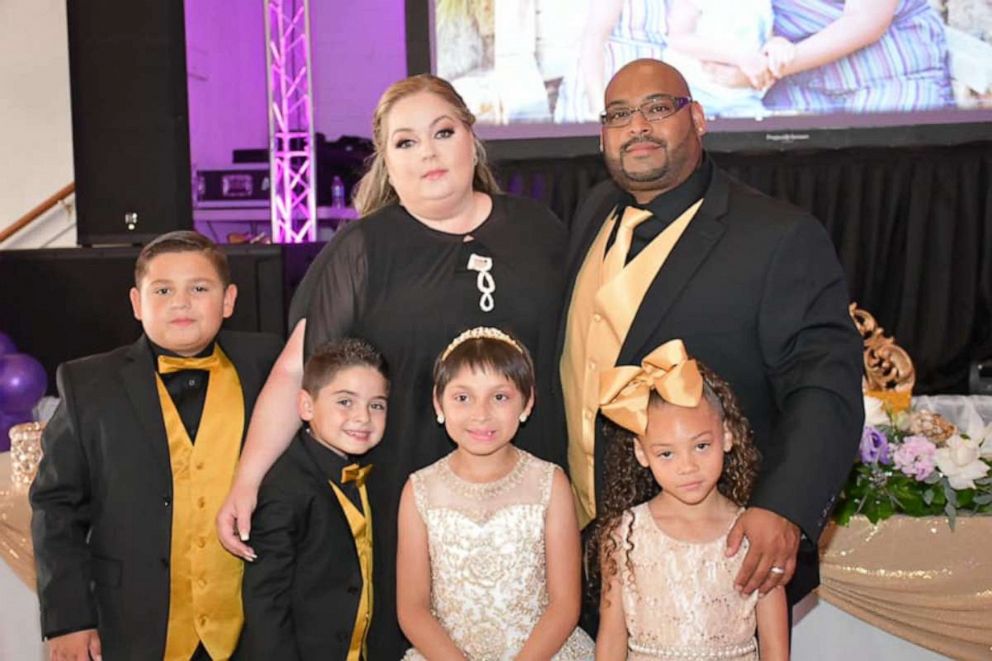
[
  {"xmin": 0, "ymin": 0, "xmax": 408, "ymax": 245},
  {"xmin": 185, "ymin": 0, "xmax": 408, "ymax": 165},
  {"xmin": 311, "ymin": 0, "xmax": 408, "ymax": 140},
  {"xmin": 184, "ymin": 1, "xmax": 269, "ymax": 169},
  {"xmin": 0, "ymin": 0, "xmax": 74, "ymax": 240}
]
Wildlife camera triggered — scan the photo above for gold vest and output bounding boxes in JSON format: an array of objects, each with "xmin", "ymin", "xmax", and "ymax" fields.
[
  {"xmin": 561, "ymin": 200, "xmax": 702, "ymax": 527},
  {"xmin": 330, "ymin": 464, "xmax": 374, "ymax": 661},
  {"xmin": 155, "ymin": 346, "xmax": 245, "ymax": 661}
]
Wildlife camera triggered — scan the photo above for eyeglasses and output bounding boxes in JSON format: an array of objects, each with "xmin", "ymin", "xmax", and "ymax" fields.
[{"xmin": 599, "ymin": 96, "xmax": 693, "ymax": 128}]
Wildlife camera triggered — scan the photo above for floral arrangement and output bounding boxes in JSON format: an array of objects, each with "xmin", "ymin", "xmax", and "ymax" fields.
[{"xmin": 833, "ymin": 395, "xmax": 992, "ymax": 528}]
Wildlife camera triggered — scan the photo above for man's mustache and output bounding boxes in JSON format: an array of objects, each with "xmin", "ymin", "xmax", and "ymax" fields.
[{"xmin": 621, "ymin": 136, "xmax": 666, "ymax": 152}]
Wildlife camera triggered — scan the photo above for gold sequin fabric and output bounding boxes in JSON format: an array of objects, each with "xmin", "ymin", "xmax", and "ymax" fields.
[
  {"xmin": 618, "ymin": 503, "xmax": 758, "ymax": 661},
  {"xmin": 402, "ymin": 449, "xmax": 594, "ymax": 660}
]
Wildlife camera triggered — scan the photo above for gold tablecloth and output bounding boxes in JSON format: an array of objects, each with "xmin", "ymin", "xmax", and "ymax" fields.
[
  {"xmin": 0, "ymin": 453, "xmax": 35, "ymax": 589},
  {"xmin": 819, "ymin": 515, "xmax": 992, "ymax": 660}
]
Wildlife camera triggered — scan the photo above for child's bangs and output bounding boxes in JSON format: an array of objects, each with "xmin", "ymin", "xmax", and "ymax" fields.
[{"xmin": 434, "ymin": 338, "xmax": 534, "ymax": 397}]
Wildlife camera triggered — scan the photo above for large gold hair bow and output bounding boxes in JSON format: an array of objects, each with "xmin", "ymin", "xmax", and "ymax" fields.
[{"xmin": 599, "ymin": 339, "xmax": 703, "ymax": 434}]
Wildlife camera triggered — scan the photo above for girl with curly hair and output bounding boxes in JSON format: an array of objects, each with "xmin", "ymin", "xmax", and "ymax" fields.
[{"xmin": 591, "ymin": 340, "xmax": 788, "ymax": 660}]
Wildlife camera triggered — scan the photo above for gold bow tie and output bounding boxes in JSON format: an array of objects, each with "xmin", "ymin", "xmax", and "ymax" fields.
[
  {"xmin": 598, "ymin": 339, "xmax": 703, "ymax": 435},
  {"xmin": 157, "ymin": 352, "xmax": 221, "ymax": 374},
  {"xmin": 341, "ymin": 463, "xmax": 373, "ymax": 487}
]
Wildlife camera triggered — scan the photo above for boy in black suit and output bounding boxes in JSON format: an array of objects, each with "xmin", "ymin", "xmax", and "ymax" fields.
[
  {"xmin": 30, "ymin": 231, "xmax": 282, "ymax": 660},
  {"xmin": 241, "ymin": 338, "xmax": 388, "ymax": 661}
]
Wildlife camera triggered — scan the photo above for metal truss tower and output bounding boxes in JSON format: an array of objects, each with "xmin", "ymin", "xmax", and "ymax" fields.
[{"xmin": 265, "ymin": 0, "xmax": 317, "ymax": 243}]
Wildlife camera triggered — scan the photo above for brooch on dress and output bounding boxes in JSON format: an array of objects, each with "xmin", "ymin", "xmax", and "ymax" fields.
[{"xmin": 467, "ymin": 253, "xmax": 495, "ymax": 312}]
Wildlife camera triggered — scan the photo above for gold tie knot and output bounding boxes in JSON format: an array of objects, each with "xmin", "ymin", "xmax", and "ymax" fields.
[
  {"xmin": 157, "ymin": 351, "xmax": 221, "ymax": 374},
  {"xmin": 619, "ymin": 205, "xmax": 652, "ymax": 229},
  {"xmin": 598, "ymin": 339, "xmax": 703, "ymax": 435},
  {"xmin": 341, "ymin": 463, "xmax": 372, "ymax": 487}
]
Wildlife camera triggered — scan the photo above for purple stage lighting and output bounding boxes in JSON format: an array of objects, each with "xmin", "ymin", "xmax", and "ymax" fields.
[{"xmin": 265, "ymin": 0, "xmax": 317, "ymax": 243}]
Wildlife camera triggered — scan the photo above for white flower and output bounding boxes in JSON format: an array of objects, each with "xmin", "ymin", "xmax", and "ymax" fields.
[
  {"xmin": 970, "ymin": 423, "xmax": 992, "ymax": 459},
  {"xmin": 935, "ymin": 435, "xmax": 990, "ymax": 490},
  {"xmin": 863, "ymin": 396, "xmax": 889, "ymax": 427}
]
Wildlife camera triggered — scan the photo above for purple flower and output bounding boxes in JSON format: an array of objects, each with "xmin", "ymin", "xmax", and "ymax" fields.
[
  {"xmin": 859, "ymin": 426, "xmax": 891, "ymax": 464},
  {"xmin": 891, "ymin": 436, "xmax": 937, "ymax": 481}
]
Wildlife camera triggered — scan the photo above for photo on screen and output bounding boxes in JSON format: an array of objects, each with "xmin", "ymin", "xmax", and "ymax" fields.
[{"xmin": 424, "ymin": 0, "xmax": 992, "ymax": 147}]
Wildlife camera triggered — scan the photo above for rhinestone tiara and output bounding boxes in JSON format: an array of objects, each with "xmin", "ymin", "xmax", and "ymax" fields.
[{"xmin": 440, "ymin": 326, "xmax": 523, "ymax": 361}]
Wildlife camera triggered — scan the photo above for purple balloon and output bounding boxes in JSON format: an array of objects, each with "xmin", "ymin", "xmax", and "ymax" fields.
[
  {"xmin": 0, "ymin": 409, "xmax": 31, "ymax": 453},
  {"xmin": 0, "ymin": 331, "xmax": 16, "ymax": 357},
  {"xmin": 0, "ymin": 353, "xmax": 48, "ymax": 414}
]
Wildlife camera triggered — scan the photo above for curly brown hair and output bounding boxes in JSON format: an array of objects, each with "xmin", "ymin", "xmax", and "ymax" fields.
[{"xmin": 587, "ymin": 362, "xmax": 760, "ymax": 605}]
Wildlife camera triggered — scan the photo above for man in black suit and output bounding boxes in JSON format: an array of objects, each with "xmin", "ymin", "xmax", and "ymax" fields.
[
  {"xmin": 30, "ymin": 232, "xmax": 282, "ymax": 660},
  {"xmin": 561, "ymin": 59, "xmax": 864, "ymax": 609}
]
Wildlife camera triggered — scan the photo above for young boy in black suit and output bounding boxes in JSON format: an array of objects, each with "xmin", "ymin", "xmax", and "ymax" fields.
[
  {"xmin": 30, "ymin": 231, "xmax": 282, "ymax": 660},
  {"xmin": 240, "ymin": 338, "xmax": 389, "ymax": 661}
]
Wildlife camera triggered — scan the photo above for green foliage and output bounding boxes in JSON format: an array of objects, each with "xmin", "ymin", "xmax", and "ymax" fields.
[{"xmin": 834, "ymin": 415, "xmax": 992, "ymax": 528}]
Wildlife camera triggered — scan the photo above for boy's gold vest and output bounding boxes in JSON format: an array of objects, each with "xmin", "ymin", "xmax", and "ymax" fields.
[{"xmin": 155, "ymin": 346, "xmax": 245, "ymax": 661}]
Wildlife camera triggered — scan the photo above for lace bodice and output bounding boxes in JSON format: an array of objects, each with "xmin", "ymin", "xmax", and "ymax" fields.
[
  {"xmin": 403, "ymin": 449, "xmax": 594, "ymax": 660},
  {"xmin": 618, "ymin": 503, "xmax": 759, "ymax": 660}
]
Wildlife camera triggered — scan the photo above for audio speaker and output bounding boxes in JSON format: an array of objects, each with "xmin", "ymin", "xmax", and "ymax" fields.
[{"xmin": 67, "ymin": 0, "xmax": 193, "ymax": 245}]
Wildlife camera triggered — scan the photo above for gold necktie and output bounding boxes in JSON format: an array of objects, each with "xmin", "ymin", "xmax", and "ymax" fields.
[
  {"xmin": 158, "ymin": 353, "xmax": 221, "ymax": 374},
  {"xmin": 341, "ymin": 463, "xmax": 373, "ymax": 488},
  {"xmin": 602, "ymin": 206, "xmax": 653, "ymax": 280}
]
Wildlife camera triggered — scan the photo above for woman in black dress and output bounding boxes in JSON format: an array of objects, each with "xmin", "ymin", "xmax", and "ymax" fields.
[{"xmin": 218, "ymin": 74, "xmax": 567, "ymax": 658}]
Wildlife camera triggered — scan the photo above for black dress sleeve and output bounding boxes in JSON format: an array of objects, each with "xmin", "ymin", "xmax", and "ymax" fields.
[{"xmin": 297, "ymin": 224, "xmax": 369, "ymax": 361}]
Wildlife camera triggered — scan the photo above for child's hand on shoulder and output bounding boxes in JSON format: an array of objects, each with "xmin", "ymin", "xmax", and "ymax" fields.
[
  {"xmin": 762, "ymin": 37, "xmax": 796, "ymax": 79},
  {"xmin": 48, "ymin": 628, "xmax": 102, "ymax": 661}
]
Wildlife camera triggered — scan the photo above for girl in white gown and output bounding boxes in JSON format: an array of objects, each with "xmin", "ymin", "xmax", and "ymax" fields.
[
  {"xmin": 396, "ymin": 327, "xmax": 594, "ymax": 660},
  {"xmin": 591, "ymin": 340, "xmax": 789, "ymax": 660}
]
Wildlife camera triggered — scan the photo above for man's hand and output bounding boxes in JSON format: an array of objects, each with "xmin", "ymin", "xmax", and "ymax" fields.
[
  {"xmin": 216, "ymin": 480, "xmax": 259, "ymax": 561},
  {"xmin": 49, "ymin": 628, "xmax": 101, "ymax": 661},
  {"xmin": 726, "ymin": 507, "xmax": 800, "ymax": 595}
]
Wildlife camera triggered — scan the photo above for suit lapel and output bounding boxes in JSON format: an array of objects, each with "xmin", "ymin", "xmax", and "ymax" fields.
[
  {"xmin": 120, "ymin": 337, "xmax": 173, "ymax": 479},
  {"xmin": 217, "ymin": 331, "xmax": 262, "ymax": 431},
  {"xmin": 619, "ymin": 172, "xmax": 731, "ymax": 365}
]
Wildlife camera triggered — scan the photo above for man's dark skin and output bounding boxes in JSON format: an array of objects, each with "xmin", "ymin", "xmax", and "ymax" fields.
[{"xmin": 599, "ymin": 59, "xmax": 801, "ymax": 597}]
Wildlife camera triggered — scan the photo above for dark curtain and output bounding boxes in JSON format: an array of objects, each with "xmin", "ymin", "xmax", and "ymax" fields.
[{"xmin": 494, "ymin": 141, "xmax": 992, "ymax": 394}]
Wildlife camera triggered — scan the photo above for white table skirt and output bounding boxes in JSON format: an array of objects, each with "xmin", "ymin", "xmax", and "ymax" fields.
[
  {"xmin": 0, "ymin": 557, "xmax": 45, "ymax": 661},
  {"xmin": 792, "ymin": 592, "xmax": 949, "ymax": 660}
]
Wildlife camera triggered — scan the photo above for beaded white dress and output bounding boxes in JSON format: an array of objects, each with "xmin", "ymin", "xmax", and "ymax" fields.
[
  {"xmin": 617, "ymin": 503, "xmax": 759, "ymax": 660},
  {"xmin": 402, "ymin": 449, "xmax": 594, "ymax": 660}
]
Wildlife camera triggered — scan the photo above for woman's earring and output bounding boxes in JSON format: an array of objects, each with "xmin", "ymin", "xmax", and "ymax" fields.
[
  {"xmin": 519, "ymin": 413, "xmax": 528, "ymax": 423},
  {"xmin": 436, "ymin": 413, "xmax": 445, "ymax": 425},
  {"xmin": 473, "ymin": 152, "xmax": 479, "ymax": 166}
]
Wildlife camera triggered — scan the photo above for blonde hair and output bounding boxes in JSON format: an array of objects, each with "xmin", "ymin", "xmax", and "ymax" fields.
[{"xmin": 352, "ymin": 74, "xmax": 501, "ymax": 217}]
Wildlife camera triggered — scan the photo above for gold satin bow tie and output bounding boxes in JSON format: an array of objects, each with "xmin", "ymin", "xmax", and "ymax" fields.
[
  {"xmin": 157, "ymin": 352, "xmax": 221, "ymax": 374},
  {"xmin": 341, "ymin": 463, "xmax": 373, "ymax": 487},
  {"xmin": 598, "ymin": 339, "xmax": 703, "ymax": 435}
]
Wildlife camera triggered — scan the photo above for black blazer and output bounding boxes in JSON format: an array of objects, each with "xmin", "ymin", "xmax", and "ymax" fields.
[
  {"xmin": 562, "ymin": 167, "xmax": 864, "ymax": 602},
  {"xmin": 30, "ymin": 330, "xmax": 282, "ymax": 659},
  {"xmin": 240, "ymin": 433, "xmax": 365, "ymax": 661}
]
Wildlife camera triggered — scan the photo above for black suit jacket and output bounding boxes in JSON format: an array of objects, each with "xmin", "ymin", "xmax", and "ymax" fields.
[
  {"xmin": 30, "ymin": 330, "xmax": 282, "ymax": 659},
  {"xmin": 240, "ymin": 433, "xmax": 365, "ymax": 661},
  {"xmin": 562, "ymin": 167, "xmax": 864, "ymax": 602}
]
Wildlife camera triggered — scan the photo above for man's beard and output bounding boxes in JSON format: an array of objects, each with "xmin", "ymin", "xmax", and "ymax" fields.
[{"xmin": 604, "ymin": 138, "xmax": 674, "ymax": 192}]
